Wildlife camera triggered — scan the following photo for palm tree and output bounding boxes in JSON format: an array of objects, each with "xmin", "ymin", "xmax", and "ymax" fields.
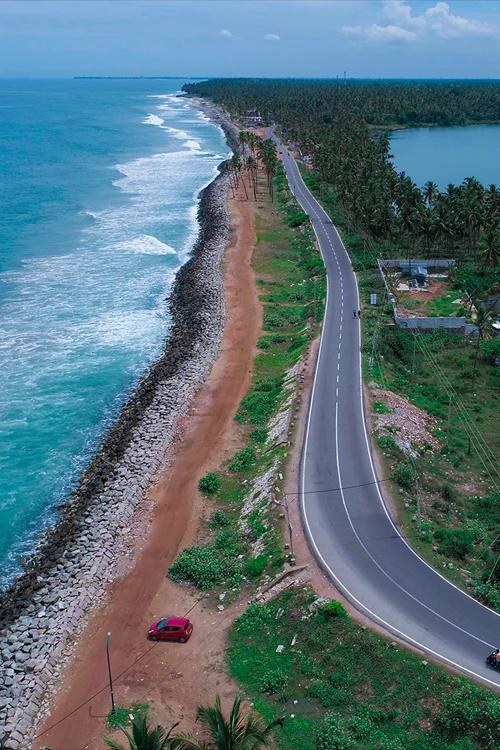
[
  {"xmin": 423, "ymin": 181, "xmax": 439, "ymax": 208},
  {"xmin": 105, "ymin": 713, "xmax": 179, "ymax": 750},
  {"xmin": 471, "ymin": 305, "xmax": 495, "ymax": 380},
  {"xmin": 482, "ymin": 221, "xmax": 500, "ymax": 267},
  {"xmin": 168, "ymin": 695, "xmax": 284, "ymax": 750}
]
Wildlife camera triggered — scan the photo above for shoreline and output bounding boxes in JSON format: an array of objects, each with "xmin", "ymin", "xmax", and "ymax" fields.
[
  {"xmin": 0, "ymin": 119, "xmax": 236, "ymax": 744},
  {"xmin": 34, "ymin": 152, "xmax": 260, "ymax": 749}
]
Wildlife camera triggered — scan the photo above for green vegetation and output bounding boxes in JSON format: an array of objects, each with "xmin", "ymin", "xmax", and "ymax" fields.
[
  {"xmin": 186, "ymin": 78, "xmax": 500, "ymax": 129},
  {"xmin": 299, "ymin": 168, "xmax": 500, "ymax": 609},
  {"xmin": 104, "ymin": 708, "xmax": 171, "ymax": 750},
  {"xmin": 198, "ymin": 472, "xmax": 222, "ymax": 496},
  {"xmin": 182, "ymin": 79, "xmax": 499, "ymax": 605},
  {"xmin": 185, "ymin": 79, "xmax": 500, "ymax": 270},
  {"xmin": 107, "ymin": 704, "xmax": 149, "ymax": 731},
  {"xmin": 168, "ymin": 164, "xmax": 325, "ymax": 594},
  {"xmin": 229, "ymin": 587, "xmax": 500, "ymax": 750},
  {"xmin": 168, "ymin": 694, "xmax": 283, "ymax": 750},
  {"xmin": 104, "ymin": 697, "xmax": 282, "ymax": 750}
]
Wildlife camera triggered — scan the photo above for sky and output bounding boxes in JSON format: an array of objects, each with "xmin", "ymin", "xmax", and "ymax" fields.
[{"xmin": 0, "ymin": 0, "xmax": 499, "ymax": 79}]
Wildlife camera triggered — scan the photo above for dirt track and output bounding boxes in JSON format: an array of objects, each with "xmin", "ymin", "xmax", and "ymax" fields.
[{"xmin": 36, "ymin": 182, "xmax": 260, "ymax": 750}]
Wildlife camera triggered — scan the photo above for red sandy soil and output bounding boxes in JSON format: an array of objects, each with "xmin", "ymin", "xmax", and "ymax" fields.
[
  {"xmin": 35, "ymin": 177, "xmax": 260, "ymax": 750},
  {"xmin": 398, "ymin": 279, "xmax": 449, "ymax": 315}
]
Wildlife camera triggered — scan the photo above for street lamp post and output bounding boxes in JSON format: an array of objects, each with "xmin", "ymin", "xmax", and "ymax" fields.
[{"xmin": 106, "ymin": 631, "xmax": 116, "ymax": 716}]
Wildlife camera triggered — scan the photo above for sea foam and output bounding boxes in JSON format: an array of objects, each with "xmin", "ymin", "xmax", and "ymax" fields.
[{"xmin": 112, "ymin": 235, "xmax": 177, "ymax": 256}]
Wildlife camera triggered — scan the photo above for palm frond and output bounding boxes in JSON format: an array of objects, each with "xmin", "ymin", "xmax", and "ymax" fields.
[{"xmin": 167, "ymin": 734, "xmax": 211, "ymax": 750}]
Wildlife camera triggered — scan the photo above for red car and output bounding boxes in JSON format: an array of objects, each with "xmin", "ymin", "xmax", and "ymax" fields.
[{"xmin": 148, "ymin": 616, "xmax": 193, "ymax": 643}]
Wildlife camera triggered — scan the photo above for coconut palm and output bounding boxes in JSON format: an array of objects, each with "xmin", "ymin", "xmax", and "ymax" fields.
[
  {"xmin": 471, "ymin": 305, "xmax": 495, "ymax": 380},
  {"xmin": 105, "ymin": 713, "xmax": 179, "ymax": 750},
  {"xmin": 168, "ymin": 695, "xmax": 284, "ymax": 750},
  {"xmin": 482, "ymin": 221, "xmax": 500, "ymax": 267}
]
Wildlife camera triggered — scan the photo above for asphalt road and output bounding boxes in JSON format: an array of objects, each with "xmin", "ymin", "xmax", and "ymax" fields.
[{"xmin": 273, "ymin": 135, "xmax": 500, "ymax": 687}]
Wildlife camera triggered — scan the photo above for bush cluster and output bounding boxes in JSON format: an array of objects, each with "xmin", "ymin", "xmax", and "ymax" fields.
[
  {"xmin": 209, "ymin": 510, "xmax": 230, "ymax": 529},
  {"xmin": 260, "ymin": 667, "xmax": 288, "ymax": 694},
  {"xmin": 198, "ymin": 472, "xmax": 221, "ymax": 496},
  {"xmin": 235, "ymin": 602, "xmax": 273, "ymax": 634},
  {"xmin": 316, "ymin": 600, "xmax": 348, "ymax": 623},
  {"xmin": 434, "ymin": 528, "xmax": 475, "ymax": 559},
  {"xmin": 237, "ymin": 377, "xmax": 283, "ymax": 424},
  {"xmin": 245, "ymin": 554, "xmax": 268, "ymax": 578},
  {"xmin": 228, "ymin": 447, "xmax": 256, "ymax": 473},
  {"xmin": 169, "ymin": 544, "xmax": 240, "ymax": 589}
]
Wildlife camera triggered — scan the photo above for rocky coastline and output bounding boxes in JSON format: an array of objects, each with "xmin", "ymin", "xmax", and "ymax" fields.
[{"xmin": 0, "ymin": 158, "xmax": 232, "ymax": 747}]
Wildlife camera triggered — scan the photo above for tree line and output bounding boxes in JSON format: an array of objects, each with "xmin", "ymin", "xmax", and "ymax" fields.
[{"xmin": 184, "ymin": 79, "xmax": 500, "ymax": 270}]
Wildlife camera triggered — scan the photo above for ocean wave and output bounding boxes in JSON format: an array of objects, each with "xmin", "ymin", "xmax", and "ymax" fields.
[
  {"xmin": 112, "ymin": 235, "xmax": 176, "ymax": 256},
  {"xmin": 142, "ymin": 113, "xmax": 165, "ymax": 127},
  {"xmin": 184, "ymin": 139, "xmax": 201, "ymax": 150}
]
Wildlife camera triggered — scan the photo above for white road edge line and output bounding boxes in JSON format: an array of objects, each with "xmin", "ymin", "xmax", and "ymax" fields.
[
  {"xmin": 287, "ymin": 146, "xmax": 500, "ymax": 621},
  {"xmin": 280, "ymin": 143, "xmax": 500, "ymax": 686}
]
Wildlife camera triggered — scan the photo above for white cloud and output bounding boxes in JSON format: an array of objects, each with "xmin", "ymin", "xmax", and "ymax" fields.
[
  {"xmin": 343, "ymin": 23, "xmax": 416, "ymax": 42},
  {"xmin": 264, "ymin": 33, "xmax": 281, "ymax": 42},
  {"xmin": 218, "ymin": 29, "xmax": 233, "ymax": 39},
  {"xmin": 342, "ymin": 1, "xmax": 499, "ymax": 43}
]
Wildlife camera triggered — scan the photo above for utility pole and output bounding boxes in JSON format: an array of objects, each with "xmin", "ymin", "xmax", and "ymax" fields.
[{"xmin": 106, "ymin": 632, "xmax": 116, "ymax": 716}]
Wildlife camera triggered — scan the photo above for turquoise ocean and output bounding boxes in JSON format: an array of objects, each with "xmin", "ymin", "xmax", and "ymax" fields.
[{"xmin": 0, "ymin": 79, "xmax": 229, "ymax": 586}]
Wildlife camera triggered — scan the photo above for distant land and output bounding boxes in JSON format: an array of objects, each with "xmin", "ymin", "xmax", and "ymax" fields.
[{"xmin": 73, "ymin": 76, "xmax": 201, "ymax": 80}]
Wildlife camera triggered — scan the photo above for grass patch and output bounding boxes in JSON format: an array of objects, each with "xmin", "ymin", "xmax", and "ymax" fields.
[
  {"xmin": 107, "ymin": 703, "xmax": 149, "ymax": 730},
  {"xmin": 229, "ymin": 587, "xmax": 500, "ymax": 750}
]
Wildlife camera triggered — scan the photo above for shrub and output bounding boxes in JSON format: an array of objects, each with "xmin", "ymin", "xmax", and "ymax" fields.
[
  {"xmin": 235, "ymin": 602, "xmax": 273, "ymax": 634},
  {"xmin": 374, "ymin": 400, "xmax": 391, "ymax": 414},
  {"xmin": 441, "ymin": 484, "xmax": 458, "ymax": 503},
  {"xmin": 437, "ymin": 683, "xmax": 500, "ymax": 748},
  {"xmin": 257, "ymin": 336, "xmax": 272, "ymax": 350},
  {"xmin": 260, "ymin": 668, "xmax": 288, "ymax": 694},
  {"xmin": 169, "ymin": 545, "xmax": 239, "ymax": 589},
  {"xmin": 377, "ymin": 434, "xmax": 398, "ymax": 452},
  {"xmin": 434, "ymin": 528, "xmax": 475, "ymax": 559},
  {"xmin": 472, "ymin": 581, "xmax": 500, "ymax": 609},
  {"xmin": 209, "ymin": 510, "xmax": 230, "ymax": 529},
  {"xmin": 315, "ymin": 713, "xmax": 353, "ymax": 750},
  {"xmin": 245, "ymin": 555, "xmax": 268, "ymax": 578},
  {"xmin": 237, "ymin": 378, "xmax": 283, "ymax": 424},
  {"xmin": 316, "ymin": 600, "xmax": 348, "ymax": 623},
  {"xmin": 391, "ymin": 462, "xmax": 415, "ymax": 491},
  {"xmin": 215, "ymin": 528, "xmax": 241, "ymax": 556},
  {"xmin": 229, "ymin": 447, "xmax": 256, "ymax": 473},
  {"xmin": 247, "ymin": 508, "xmax": 267, "ymax": 540},
  {"xmin": 198, "ymin": 472, "xmax": 221, "ymax": 496},
  {"xmin": 250, "ymin": 427, "xmax": 268, "ymax": 444},
  {"xmin": 480, "ymin": 339, "xmax": 500, "ymax": 364},
  {"xmin": 286, "ymin": 209, "xmax": 308, "ymax": 228}
]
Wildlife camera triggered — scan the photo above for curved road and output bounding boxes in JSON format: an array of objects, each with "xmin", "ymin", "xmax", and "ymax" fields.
[{"xmin": 273, "ymin": 136, "xmax": 500, "ymax": 687}]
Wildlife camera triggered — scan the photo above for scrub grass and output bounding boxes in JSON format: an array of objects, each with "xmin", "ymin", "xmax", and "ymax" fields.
[
  {"xmin": 301, "ymin": 167, "xmax": 500, "ymax": 610},
  {"xmin": 168, "ymin": 166, "xmax": 325, "ymax": 595},
  {"xmin": 229, "ymin": 587, "xmax": 500, "ymax": 750}
]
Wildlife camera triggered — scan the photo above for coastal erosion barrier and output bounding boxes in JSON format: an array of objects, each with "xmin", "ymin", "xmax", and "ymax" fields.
[{"xmin": 0, "ymin": 165, "xmax": 231, "ymax": 748}]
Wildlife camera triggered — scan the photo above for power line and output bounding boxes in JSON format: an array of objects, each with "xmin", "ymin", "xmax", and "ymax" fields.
[
  {"xmin": 284, "ymin": 476, "xmax": 391, "ymax": 497},
  {"xmin": 13, "ymin": 595, "xmax": 207, "ymax": 750}
]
